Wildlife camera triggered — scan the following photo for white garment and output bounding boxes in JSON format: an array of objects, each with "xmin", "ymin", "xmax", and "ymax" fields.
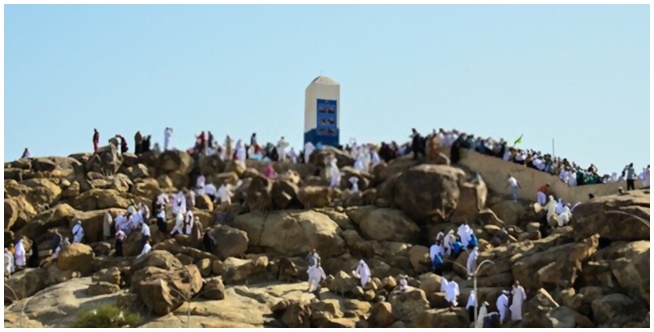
[
  {"xmin": 196, "ymin": 175, "xmax": 206, "ymax": 188},
  {"xmin": 443, "ymin": 231, "xmax": 456, "ymax": 256},
  {"xmin": 496, "ymin": 293, "xmax": 509, "ymax": 323},
  {"xmin": 141, "ymin": 223, "xmax": 151, "ymax": 237},
  {"xmin": 557, "ymin": 206, "xmax": 572, "ymax": 227},
  {"xmin": 466, "ymin": 291, "xmax": 477, "ymax": 309},
  {"xmin": 204, "ymin": 184, "xmax": 217, "ymax": 197},
  {"xmin": 137, "ymin": 243, "xmax": 152, "ymax": 258},
  {"xmin": 307, "ymin": 265, "xmax": 326, "ymax": 291},
  {"xmin": 14, "ymin": 240, "xmax": 26, "ymax": 267},
  {"xmin": 5, "ymin": 251, "xmax": 15, "ymax": 276},
  {"xmin": 289, "ymin": 148, "xmax": 298, "ymax": 164},
  {"xmin": 536, "ymin": 192, "xmax": 547, "ymax": 206},
  {"xmin": 510, "ymin": 286, "xmax": 527, "ymax": 321},
  {"xmin": 164, "ymin": 128, "xmax": 173, "ymax": 151},
  {"xmin": 170, "ymin": 211, "xmax": 185, "ymax": 235},
  {"xmin": 399, "ymin": 278, "xmax": 409, "ymax": 292},
  {"xmin": 184, "ymin": 211, "xmax": 194, "ymax": 235},
  {"xmin": 370, "ymin": 151, "xmax": 381, "ymax": 168},
  {"xmin": 435, "ymin": 231, "xmax": 444, "ymax": 242},
  {"xmin": 467, "ymin": 248, "xmax": 478, "ymax": 276},
  {"xmin": 353, "ymin": 156, "xmax": 365, "ymax": 171},
  {"xmin": 545, "ymin": 196, "xmax": 557, "ymax": 220},
  {"xmin": 235, "ymin": 140, "xmax": 246, "ymax": 162},
  {"xmin": 445, "ymin": 280, "xmax": 460, "ymax": 306},
  {"xmin": 217, "ymin": 184, "xmax": 232, "ymax": 204},
  {"xmin": 72, "ymin": 223, "xmax": 84, "ymax": 243},
  {"xmin": 329, "ymin": 159, "xmax": 341, "ymax": 188},
  {"xmin": 639, "ymin": 168, "xmax": 650, "ymax": 187},
  {"xmin": 277, "ymin": 139, "xmax": 288, "ymax": 161},
  {"xmin": 429, "ymin": 244, "xmax": 444, "ymax": 262},
  {"xmin": 348, "ymin": 177, "xmax": 360, "ymax": 193},
  {"xmin": 131, "ymin": 212, "xmax": 144, "ymax": 230},
  {"xmin": 353, "ymin": 260, "xmax": 371, "ymax": 287},
  {"xmin": 304, "ymin": 142, "xmax": 315, "ymax": 164},
  {"xmin": 476, "ymin": 303, "xmax": 488, "ymax": 328},
  {"xmin": 440, "ymin": 277, "xmax": 449, "ymax": 293},
  {"xmin": 457, "ymin": 224, "xmax": 473, "ymax": 247}
]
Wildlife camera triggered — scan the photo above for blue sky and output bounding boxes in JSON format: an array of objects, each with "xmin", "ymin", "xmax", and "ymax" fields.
[{"xmin": 4, "ymin": 5, "xmax": 650, "ymax": 174}]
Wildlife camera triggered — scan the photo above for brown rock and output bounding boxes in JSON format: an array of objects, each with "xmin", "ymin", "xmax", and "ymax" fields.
[
  {"xmin": 201, "ymin": 277, "xmax": 226, "ymax": 300},
  {"xmin": 208, "ymin": 225, "xmax": 249, "ymax": 260},
  {"xmin": 368, "ymin": 302, "xmax": 396, "ymax": 328},
  {"xmin": 87, "ymin": 281, "xmax": 120, "ymax": 295},
  {"xmin": 572, "ymin": 191, "xmax": 650, "ymax": 241},
  {"xmin": 359, "ymin": 208, "xmax": 420, "ymax": 243},
  {"xmin": 57, "ymin": 243, "xmax": 95, "ymax": 275}
]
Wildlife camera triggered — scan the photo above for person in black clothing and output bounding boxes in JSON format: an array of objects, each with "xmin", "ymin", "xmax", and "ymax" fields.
[
  {"xmin": 411, "ymin": 129, "xmax": 425, "ymax": 160},
  {"xmin": 450, "ymin": 135, "xmax": 464, "ymax": 164},
  {"xmin": 27, "ymin": 239, "xmax": 39, "ymax": 268}
]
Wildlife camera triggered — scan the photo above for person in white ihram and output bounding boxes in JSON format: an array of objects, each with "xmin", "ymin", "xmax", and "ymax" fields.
[
  {"xmin": 217, "ymin": 181, "xmax": 233, "ymax": 205},
  {"xmin": 475, "ymin": 301, "xmax": 489, "ymax": 328},
  {"xmin": 443, "ymin": 230, "xmax": 456, "ymax": 256},
  {"xmin": 277, "ymin": 136, "xmax": 289, "ymax": 162},
  {"xmin": 137, "ymin": 240, "xmax": 152, "ymax": 259},
  {"xmin": 496, "ymin": 290, "xmax": 510, "ymax": 325},
  {"xmin": 304, "ymin": 142, "xmax": 315, "ymax": 164},
  {"xmin": 352, "ymin": 259, "xmax": 371, "ymax": 288},
  {"xmin": 72, "ymin": 220, "xmax": 85, "ymax": 243},
  {"xmin": 466, "ymin": 290, "xmax": 477, "ymax": 323},
  {"xmin": 5, "ymin": 248, "xmax": 15, "ymax": 277},
  {"xmin": 14, "ymin": 239, "xmax": 26, "ymax": 269},
  {"xmin": 328, "ymin": 158, "xmax": 341, "ymax": 188},
  {"xmin": 398, "ymin": 275, "xmax": 409, "ymax": 293},
  {"xmin": 445, "ymin": 279, "xmax": 460, "ymax": 309},
  {"xmin": 164, "ymin": 127, "xmax": 173, "ymax": 151},
  {"xmin": 544, "ymin": 195, "xmax": 557, "ymax": 224},
  {"xmin": 510, "ymin": 280, "xmax": 527, "ymax": 322},
  {"xmin": 170, "ymin": 209, "xmax": 185, "ymax": 236},
  {"xmin": 467, "ymin": 246, "xmax": 479, "ymax": 277},
  {"xmin": 307, "ymin": 263, "xmax": 327, "ymax": 295},
  {"xmin": 184, "ymin": 210, "xmax": 194, "ymax": 235},
  {"xmin": 457, "ymin": 221, "xmax": 473, "ymax": 248},
  {"xmin": 348, "ymin": 177, "xmax": 360, "ymax": 193},
  {"xmin": 235, "ymin": 140, "xmax": 246, "ymax": 163},
  {"xmin": 557, "ymin": 203, "xmax": 573, "ymax": 227}
]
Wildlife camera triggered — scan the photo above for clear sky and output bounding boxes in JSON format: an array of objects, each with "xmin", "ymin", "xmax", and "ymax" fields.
[{"xmin": 4, "ymin": 5, "xmax": 650, "ymax": 174}]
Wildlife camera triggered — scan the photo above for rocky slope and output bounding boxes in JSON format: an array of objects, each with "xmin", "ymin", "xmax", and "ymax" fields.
[{"xmin": 3, "ymin": 146, "xmax": 650, "ymax": 328}]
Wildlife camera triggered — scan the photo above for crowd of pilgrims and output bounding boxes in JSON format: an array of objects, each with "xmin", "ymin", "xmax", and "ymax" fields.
[{"xmin": 7, "ymin": 126, "xmax": 645, "ymax": 328}]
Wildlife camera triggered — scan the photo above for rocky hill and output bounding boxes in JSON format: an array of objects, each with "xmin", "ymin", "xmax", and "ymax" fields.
[{"xmin": 3, "ymin": 145, "xmax": 650, "ymax": 328}]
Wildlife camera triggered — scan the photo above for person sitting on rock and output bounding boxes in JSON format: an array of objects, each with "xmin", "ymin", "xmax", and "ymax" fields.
[{"xmin": 536, "ymin": 183, "xmax": 550, "ymax": 206}]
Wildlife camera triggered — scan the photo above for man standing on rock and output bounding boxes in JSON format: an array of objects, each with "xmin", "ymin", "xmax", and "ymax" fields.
[
  {"xmin": 164, "ymin": 127, "xmax": 173, "ymax": 151},
  {"xmin": 140, "ymin": 223, "xmax": 151, "ymax": 252},
  {"xmin": 115, "ymin": 229, "xmax": 126, "ymax": 257},
  {"xmin": 467, "ymin": 246, "xmax": 479, "ymax": 278},
  {"xmin": 306, "ymin": 248, "xmax": 321, "ymax": 272},
  {"xmin": 307, "ymin": 262, "xmax": 327, "ymax": 299},
  {"xmin": 72, "ymin": 220, "xmax": 85, "ymax": 244},
  {"xmin": 103, "ymin": 212, "xmax": 113, "ymax": 241},
  {"xmin": 506, "ymin": 174, "xmax": 521, "ymax": 202},
  {"xmin": 93, "ymin": 129, "xmax": 100, "ymax": 152},
  {"xmin": 4, "ymin": 248, "xmax": 15, "ymax": 277},
  {"xmin": 624, "ymin": 163, "xmax": 637, "ymax": 191},
  {"xmin": 510, "ymin": 281, "xmax": 527, "ymax": 322},
  {"xmin": 536, "ymin": 183, "xmax": 550, "ymax": 206},
  {"xmin": 496, "ymin": 290, "xmax": 510, "ymax": 325},
  {"xmin": 353, "ymin": 259, "xmax": 371, "ymax": 288},
  {"xmin": 134, "ymin": 131, "xmax": 143, "ymax": 155}
]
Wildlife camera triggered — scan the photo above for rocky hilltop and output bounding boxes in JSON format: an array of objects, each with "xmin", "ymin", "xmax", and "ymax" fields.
[{"xmin": 3, "ymin": 145, "xmax": 650, "ymax": 328}]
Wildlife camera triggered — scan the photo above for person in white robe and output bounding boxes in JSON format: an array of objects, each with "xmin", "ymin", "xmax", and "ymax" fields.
[
  {"xmin": 467, "ymin": 246, "xmax": 479, "ymax": 277},
  {"xmin": 329, "ymin": 158, "xmax": 341, "ymax": 188},
  {"xmin": 307, "ymin": 264, "xmax": 327, "ymax": 292},
  {"xmin": 510, "ymin": 281, "xmax": 527, "ymax": 321},
  {"xmin": 184, "ymin": 210, "xmax": 194, "ymax": 235},
  {"xmin": 288, "ymin": 148, "xmax": 298, "ymax": 164},
  {"xmin": 205, "ymin": 183, "xmax": 217, "ymax": 199},
  {"xmin": 536, "ymin": 190, "xmax": 547, "ymax": 207},
  {"xmin": 72, "ymin": 220, "xmax": 85, "ymax": 243},
  {"xmin": 353, "ymin": 155, "xmax": 365, "ymax": 171},
  {"xmin": 177, "ymin": 191, "xmax": 188, "ymax": 213},
  {"xmin": 277, "ymin": 137, "xmax": 289, "ymax": 162},
  {"xmin": 189, "ymin": 190, "xmax": 196, "ymax": 209},
  {"xmin": 610, "ymin": 172, "xmax": 620, "ymax": 183},
  {"xmin": 445, "ymin": 279, "xmax": 460, "ymax": 307},
  {"xmin": 170, "ymin": 210, "xmax": 185, "ymax": 236},
  {"xmin": 466, "ymin": 290, "xmax": 477, "ymax": 322},
  {"xmin": 639, "ymin": 166, "xmax": 650, "ymax": 188},
  {"xmin": 555, "ymin": 198, "xmax": 564, "ymax": 215},
  {"xmin": 196, "ymin": 175, "xmax": 206, "ymax": 190},
  {"xmin": 348, "ymin": 177, "xmax": 360, "ymax": 193},
  {"xmin": 475, "ymin": 302, "xmax": 489, "ymax": 328},
  {"xmin": 114, "ymin": 212, "xmax": 126, "ymax": 231},
  {"xmin": 457, "ymin": 222, "xmax": 472, "ymax": 248},
  {"xmin": 14, "ymin": 240, "xmax": 26, "ymax": 268},
  {"xmin": 544, "ymin": 195, "xmax": 557, "ymax": 222},
  {"xmin": 131, "ymin": 212, "xmax": 144, "ymax": 231},
  {"xmin": 435, "ymin": 231, "xmax": 445, "ymax": 243},
  {"xmin": 370, "ymin": 149, "xmax": 381, "ymax": 169},
  {"xmin": 399, "ymin": 275, "xmax": 409, "ymax": 293},
  {"xmin": 429, "ymin": 241, "xmax": 444, "ymax": 263},
  {"xmin": 557, "ymin": 204, "xmax": 572, "ymax": 227},
  {"xmin": 235, "ymin": 140, "xmax": 246, "ymax": 162},
  {"xmin": 352, "ymin": 259, "xmax": 371, "ymax": 288},
  {"xmin": 304, "ymin": 142, "xmax": 315, "ymax": 164},
  {"xmin": 440, "ymin": 277, "xmax": 449, "ymax": 293},
  {"xmin": 103, "ymin": 212, "xmax": 113, "ymax": 240},
  {"xmin": 5, "ymin": 248, "xmax": 15, "ymax": 277},
  {"xmin": 496, "ymin": 290, "xmax": 510, "ymax": 324},
  {"xmin": 217, "ymin": 183, "xmax": 233, "ymax": 205},
  {"xmin": 137, "ymin": 241, "xmax": 152, "ymax": 259},
  {"xmin": 164, "ymin": 127, "xmax": 173, "ymax": 151},
  {"xmin": 443, "ymin": 230, "xmax": 456, "ymax": 256}
]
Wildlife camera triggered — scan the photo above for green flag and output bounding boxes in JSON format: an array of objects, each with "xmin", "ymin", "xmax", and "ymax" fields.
[{"xmin": 514, "ymin": 134, "xmax": 523, "ymax": 145}]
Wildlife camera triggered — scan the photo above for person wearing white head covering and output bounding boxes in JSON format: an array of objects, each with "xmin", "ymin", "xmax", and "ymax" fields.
[
  {"xmin": 370, "ymin": 149, "xmax": 381, "ymax": 168},
  {"xmin": 445, "ymin": 279, "xmax": 460, "ymax": 307},
  {"xmin": 164, "ymin": 127, "xmax": 173, "ymax": 151},
  {"xmin": 348, "ymin": 177, "xmax": 360, "ymax": 193},
  {"xmin": 235, "ymin": 140, "xmax": 246, "ymax": 162},
  {"xmin": 429, "ymin": 241, "xmax": 444, "ymax": 264},
  {"xmin": 457, "ymin": 222, "xmax": 473, "ymax": 248},
  {"xmin": 170, "ymin": 210, "xmax": 185, "ymax": 236},
  {"xmin": 555, "ymin": 198, "xmax": 564, "ymax": 215},
  {"xmin": 639, "ymin": 166, "xmax": 650, "ymax": 188},
  {"xmin": 544, "ymin": 195, "xmax": 557, "ymax": 222},
  {"xmin": 557, "ymin": 204, "xmax": 572, "ymax": 227},
  {"xmin": 277, "ymin": 137, "xmax": 289, "ymax": 162},
  {"xmin": 440, "ymin": 277, "xmax": 450, "ymax": 293},
  {"xmin": 184, "ymin": 210, "xmax": 194, "ymax": 235},
  {"xmin": 176, "ymin": 191, "xmax": 187, "ymax": 214},
  {"xmin": 467, "ymin": 246, "xmax": 479, "ymax": 277},
  {"xmin": 217, "ymin": 182, "xmax": 233, "ymax": 205},
  {"xmin": 5, "ymin": 248, "xmax": 15, "ymax": 276},
  {"xmin": 14, "ymin": 240, "xmax": 26, "ymax": 268},
  {"xmin": 353, "ymin": 154, "xmax": 365, "ymax": 171},
  {"xmin": 435, "ymin": 231, "xmax": 445, "ymax": 243},
  {"xmin": 353, "ymin": 259, "xmax": 371, "ymax": 288},
  {"xmin": 466, "ymin": 290, "xmax": 477, "ymax": 322},
  {"xmin": 304, "ymin": 142, "xmax": 315, "ymax": 164},
  {"xmin": 329, "ymin": 158, "xmax": 341, "ymax": 188},
  {"xmin": 399, "ymin": 275, "xmax": 409, "ymax": 293},
  {"xmin": 510, "ymin": 281, "xmax": 527, "ymax": 321},
  {"xmin": 289, "ymin": 148, "xmax": 298, "ymax": 164},
  {"xmin": 610, "ymin": 172, "xmax": 620, "ymax": 183},
  {"xmin": 196, "ymin": 175, "xmax": 206, "ymax": 190},
  {"xmin": 72, "ymin": 220, "xmax": 85, "ymax": 244},
  {"xmin": 476, "ymin": 302, "xmax": 489, "ymax": 328},
  {"xmin": 443, "ymin": 230, "xmax": 456, "ymax": 256},
  {"xmin": 496, "ymin": 290, "xmax": 510, "ymax": 325}
]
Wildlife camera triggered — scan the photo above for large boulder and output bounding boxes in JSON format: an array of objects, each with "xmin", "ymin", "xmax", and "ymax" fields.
[
  {"xmin": 135, "ymin": 265, "xmax": 203, "ymax": 315},
  {"xmin": 358, "ymin": 208, "xmax": 420, "ymax": 243},
  {"xmin": 57, "ymin": 243, "xmax": 95, "ymax": 275},
  {"xmin": 5, "ymin": 196, "xmax": 38, "ymax": 231},
  {"xmin": 271, "ymin": 180, "xmax": 300, "ymax": 210},
  {"xmin": 201, "ymin": 277, "xmax": 226, "ymax": 300},
  {"xmin": 414, "ymin": 308, "xmax": 469, "ymax": 328},
  {"xmin": 245, "ymin": 174, "xmax": 273, "ymax": 212},
  {"xmin": 221, "ymin": 256, "xmax": 269, "ymax": 284},
  {"xmin": 158, "ymin": 150, "xmax": 194, "ymax": 175},
  {"xmin": 131, "ymin": 250, "xmax": 183, "ymax": 274},
  {"xmin": 69, "ymin": 189, "xmax": 131, "ymax": 211},
  {"xmin": 298, "ymin": 186, "xmax": 332, "ymax": 209},
  {"xmin": 4, "ymin": 268, "xmax": 48, "ymax": 301},
  {"xmin": 388, "ymin": 288, "xmax": 430, "ymax": 322},
  {"xmin": 383, "ymin": 164, "xmax": 485, "ymax": 224},
  {"xmin": 571, "ymin": 191, "xmax": 650, "ymax": 241},
  {"xmin": 489, "ymin": 200, "xmax": 525, "ymax": 226},
  {"xmin": 591, "ymin": 293, "xmax": 640, "ymax": 327},
  {"xmin": 609, "ymin": 244, "xmax": 650, "ymax": 305},
  {"xmin": 208, "ymin": 225, "xmax": 249, "ymax": 260},
  {"xmin": 367, "ymin": 302, "xmax": 396, "ymax": 328}
]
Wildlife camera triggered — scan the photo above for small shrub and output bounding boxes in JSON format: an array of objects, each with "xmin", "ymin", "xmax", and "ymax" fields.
[{"xmin": 72, "ymin": 304, "xmax": 141, "ymax": 328}]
